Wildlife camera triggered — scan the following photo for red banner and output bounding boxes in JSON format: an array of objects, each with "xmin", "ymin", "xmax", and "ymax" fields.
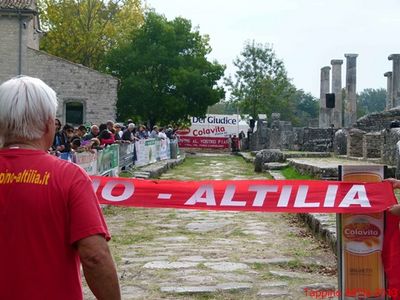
[
  {"xmin": 92, "ymin": 176, "xmax": 400, "ymax": 295},
  {"xmin": 177, "ymin": 136, "xmax": 229, "ymax": 149},
  {"xmin": 91, "ymin": 177, "xmax": 397, "ymax": 213}
]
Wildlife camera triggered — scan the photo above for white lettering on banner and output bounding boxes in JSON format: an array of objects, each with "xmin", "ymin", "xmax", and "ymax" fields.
[
  {"xmin": 191, "ymin": 116, "xmax": 237, "ymax": 125},
  {"xmin": 93, "ymin": 180, "xmax": 373, "ymax": 208},
  {"xmin": 339, "ymin": 185, "xmax": 371, "ymax": 207},
  {"xmin": 294, "ymin": 185, "xmax": 320, "ymax": 207},
  {"xmin": 185, "ymin": 185, "xmax": 216, "ymax": 206},
  {"xmin": 184, "ymin": 184, "xmax": 371, "ymax": 208},
  {"xmin": 192, "ymin": 126, "xmax": 225, "ymax": 136},
  {"xmin": 249, "ymin": 185, "xmax": 278, "ymax": 207},
  {"xmin": 92, "ymin": 178, "xmax": 101, "ymax": 193},
  {"xmin": 277, "ymin": 186, "xmax": 292, "ymax": 207},
  {"xmin": 192, "ymin": 117, "xmax": 206, "ymax": 124},
  {"xmin": 324, "ymin": 185, "xmax": 338, "ymax": 207},
  {"xmin": 220, "ymin": 185, "xmax": 246, "ymax": 206},
  {"xmin": 206, "ymin": 116, "xmax": 237, "ymax": 125},
  {"xmin": 102, "ymin": 180, "xmax": 135, "ymax": 202}
]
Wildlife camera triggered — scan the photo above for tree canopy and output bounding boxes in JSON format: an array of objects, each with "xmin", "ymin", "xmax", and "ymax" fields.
[
  {"xmin": 38, "ymin": 0, "xmax": 144, "ymax": 69},
  {"xmin": 357, "ymin": 88, "xmax": 387, "ymax": 117},
  {"xmin": 290, "ymin": 90, "xmax": 319, "ymax": 126},
  {"xmin": 105, "ymin": 12, "xmax": 225, "ymax": 125},
  {"xmin": 225, "ymin": 40, "xmax": 296, "ymax": 120}
]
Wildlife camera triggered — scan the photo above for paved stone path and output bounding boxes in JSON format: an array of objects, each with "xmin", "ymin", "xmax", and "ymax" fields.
[{"xmin": 84, "ymin": 153, "xmax": 337, "ymax": 299}]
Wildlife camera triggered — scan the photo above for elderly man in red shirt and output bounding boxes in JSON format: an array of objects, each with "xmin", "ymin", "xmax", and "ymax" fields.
[{"xmin": 0, "ymin": 76, "xmax": 121, "ymax": 300}]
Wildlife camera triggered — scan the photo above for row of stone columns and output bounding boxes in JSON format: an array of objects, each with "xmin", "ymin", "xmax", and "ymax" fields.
[{"xmin": 319, "ymin": 54, "xmax": 358, "ymax": 128}]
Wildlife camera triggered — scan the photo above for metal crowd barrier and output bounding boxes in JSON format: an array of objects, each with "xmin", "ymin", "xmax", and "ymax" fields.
[{"xmin": 61, "ymin": 138, "xmax": 179, "ymax": 176}]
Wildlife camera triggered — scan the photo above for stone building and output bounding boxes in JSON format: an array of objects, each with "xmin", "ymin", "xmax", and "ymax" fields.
[{"xmin": 0, "ymin": 0, "xmax": 118, "ymax": 125}]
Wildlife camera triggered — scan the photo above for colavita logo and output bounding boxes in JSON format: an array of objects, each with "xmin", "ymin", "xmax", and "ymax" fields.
[
  {"xmin": 343, "ymin": 223, "xmax": 380, "ymax": 240},
  {"xmin": 176, "ymin": 128, "xmax": 190, "ymax": 135},
  {"xmin": 192, "ymin": 126, "xmax": 225, "ymax": 136}
]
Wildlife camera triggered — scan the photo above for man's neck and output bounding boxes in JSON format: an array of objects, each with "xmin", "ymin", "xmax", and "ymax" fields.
[{"xmin": 3, "ymin": 140, "xmax": 47, "ymax": 151}]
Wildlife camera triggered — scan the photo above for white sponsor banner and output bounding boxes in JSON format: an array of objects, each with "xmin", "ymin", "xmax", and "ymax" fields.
[
  {"xmin": 188, "ymin": 114, "xmax": 240, "ymax": 137},
  {"xmin": 159, "ymin": 139, "xmax": 170, "ymax": 160},
  {"xmin": 135, "ymin": 139, "xmax": 158, "ymax": 166},
  {"xmin": 74, "ymin": 150, "xmax": 98, "ymax": 175}
]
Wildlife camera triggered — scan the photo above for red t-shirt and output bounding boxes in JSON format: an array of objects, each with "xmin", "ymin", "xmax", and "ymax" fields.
[{"xmin": 0, "ymin": 148, "xmax": 110, "ymax": 300}]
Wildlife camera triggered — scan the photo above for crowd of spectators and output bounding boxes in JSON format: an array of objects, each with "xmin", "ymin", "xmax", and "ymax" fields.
[{"xmin": 50, "ymin": 119, "xmax": 178, "ymax": 156}]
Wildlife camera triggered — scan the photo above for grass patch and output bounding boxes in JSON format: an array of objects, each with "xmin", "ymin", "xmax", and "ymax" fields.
[
  {"xmin": 102, "ymin": 205, "xmax": 122, "ymax": 216},
  {"xmin": 277, "ymin": 260, "xmax": 337, "ymax": 276},
  {"xmin": 281, "ymin": 166, "xmax": 315, "ymax": 180},
  {"xmin": 226, "ymin": 228, "xmax": 248, "ymax": 237},
  {"xmin": 118, "ymin": 171, "xmax": 133, "ymax": 178},
  {"xmin": 110, "ymin": 231, "xmax": 155, "ymax": 245},
  {"xmin": 125, "ymin": 219, "xmax": 138, "ymax": 227},
  {"xmin": 395, "ymin": 190, "xmax": 400, "ymax": 202},
  {"xmin": 197, "ymin": 262, "xmax": 208, "ymax": 270},
  {"xmin": 251, "ymin": 262, "xmax": 269, "ymax": 271}
]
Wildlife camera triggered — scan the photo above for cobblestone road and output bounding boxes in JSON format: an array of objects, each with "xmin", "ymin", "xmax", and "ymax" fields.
[{"xmin": 84, "ymin": 154, "xmax": 337, "ymax": 299}]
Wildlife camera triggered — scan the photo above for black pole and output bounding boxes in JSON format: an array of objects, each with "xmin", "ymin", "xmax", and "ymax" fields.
[{"xmin": 18, "ymin": 11, "xmax": 23, "ymax": 75}]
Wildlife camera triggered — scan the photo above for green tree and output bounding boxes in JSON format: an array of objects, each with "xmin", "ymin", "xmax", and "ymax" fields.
[
  {"xmin": 105, "ymin": 12, "xmax": 225, "ymax": 125},
  {"xmin": 225, "ymin": 40, "xmax": 295, "ymax": 120},
  {"xmin": 207, "ymin": 101, "xmax": 238, "ymax": 115},
  {"xmin": 357, "ymin": 88, "xmax": 387, "ymax": 117},
  {"xmin": 38, "ymin": 0, "xmax": 144, "ymax": 69},
  {"xmin": 290, "ymin": 89, "xmax": 319, "ymax": 126}
]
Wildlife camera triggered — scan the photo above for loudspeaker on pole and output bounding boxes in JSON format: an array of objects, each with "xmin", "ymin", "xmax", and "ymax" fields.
[{"xmin": 326, "ymin": 93, "xmax": 335, "ymax": 108}]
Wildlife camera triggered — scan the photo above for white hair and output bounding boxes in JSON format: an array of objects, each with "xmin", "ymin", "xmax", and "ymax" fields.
[
  {"xmin": 0, "ymin": 76, "xmax": 58, "ymax": 147},
  {"xmin": 128, "ymin": 123, "xmax": 135, "ymax": 129}
]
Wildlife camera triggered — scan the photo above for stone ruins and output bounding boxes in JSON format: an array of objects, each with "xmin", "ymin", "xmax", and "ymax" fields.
[{"xmin": 249, "ymin": 53, "xmax": 400, "ymax": 173}]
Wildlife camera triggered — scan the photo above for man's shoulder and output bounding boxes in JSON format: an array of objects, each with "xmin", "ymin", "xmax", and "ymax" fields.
[{"xmin": 45, "ymin": 154, "xmax": 87, "ymax": 174}]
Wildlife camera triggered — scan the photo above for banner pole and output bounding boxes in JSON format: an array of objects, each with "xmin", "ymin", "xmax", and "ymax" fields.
[{"xmin": 337, "ymin": 165, "xmax": 343, "ymax": 300}]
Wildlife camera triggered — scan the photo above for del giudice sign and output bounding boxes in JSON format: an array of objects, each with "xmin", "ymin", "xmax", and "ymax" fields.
[
  {"xmin": 177, "ymin": 114, "xmax": 240, "ymax": 149},
  {"xmin": 192, "ymin": 116, "xmax": 237, "ymax": 125}
]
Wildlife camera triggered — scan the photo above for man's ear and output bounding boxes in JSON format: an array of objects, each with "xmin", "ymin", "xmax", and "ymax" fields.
[{"xmin": 44, "ymin": 118, "xmax": 53, "ymax": 134}]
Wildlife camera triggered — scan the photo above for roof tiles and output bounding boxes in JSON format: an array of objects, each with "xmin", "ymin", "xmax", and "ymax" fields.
[{"xmin": 0, "ymin": 0, "xmax": 36, "ymax": 10}]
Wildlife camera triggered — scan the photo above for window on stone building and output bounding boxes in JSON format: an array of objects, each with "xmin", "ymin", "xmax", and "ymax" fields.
[{"xmin": 65, "ymin": 102, "xmax": 84, "ymax": 125}]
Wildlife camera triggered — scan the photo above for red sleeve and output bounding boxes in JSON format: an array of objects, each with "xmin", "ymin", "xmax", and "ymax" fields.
[
  {"xmin": 68, "ymin": 167, "xmax": 111, "ymax": 244},
  {"xmin": 383, "ymin": 212, "xmax": 400, "ymax": 299}
]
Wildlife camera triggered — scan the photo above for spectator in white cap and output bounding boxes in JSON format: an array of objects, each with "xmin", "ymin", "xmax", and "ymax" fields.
[{"xmin": 121, "ymin": 122, "xmax": 136, "ymax": 142}]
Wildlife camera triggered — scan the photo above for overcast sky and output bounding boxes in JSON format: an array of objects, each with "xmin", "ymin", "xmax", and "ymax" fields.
[{"xmin": 146, "ymin": 0, "xmax": 399, "ymax": 98}]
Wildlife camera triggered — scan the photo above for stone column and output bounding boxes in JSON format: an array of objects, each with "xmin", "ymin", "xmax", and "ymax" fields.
[
  {"xmin": 319, "ymin": 66, "xmax": 331, "ymax": 128},
  {"xmin": 388, "ymin": 54, "xmax": 400, "ymax": 107},
  {"xmin": 331, "ymin": 59, "xmax": 343, "ymax": 128},
  {"xmin": 344, "ymin": 54, "xmax": 358, "ymax": 127},
  {"xmin": 384, "ymin": 71, "xmax": 393, "ymax": 110}
]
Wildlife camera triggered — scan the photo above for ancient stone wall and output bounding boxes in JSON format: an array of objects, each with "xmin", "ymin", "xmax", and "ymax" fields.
[
  {"xmin": 333, "ymin": 129, "xmax": 348, "ymax": 155},
  {"xmin": 354, "ymin": 108, "xmax": 400, "ymax": 132},
  {"xmin": 300, "ymin": 128, "xmax": 333, "ymax": 152},
  {"xmin": 347, "ymin": 128, "xmax": 365, "ymax": 157},
  {"xmin": 250, "ymin": 118, "xmax": 333, "ymax": 152},
  {"xmin": 382, "ymin": 128, "xmax": 400, "ymax": 165},
  {"xmin": 249, "ymin": 110, "xmax": 400, "ymax": 169},
  {"xmin": 26, "ymin": 49, "xmax": 118, "ymax": 124},
  {"xmin": 363, "ymin": 132, "xmax": 382, "ymax": 158}
]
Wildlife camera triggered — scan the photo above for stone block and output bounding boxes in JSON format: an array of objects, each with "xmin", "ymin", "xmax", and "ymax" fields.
[
  {"xmin": 347, "ymin": 128, "xmax": 365, "ymax": 157},
  {"xmin": 254, "ymin": 149, "xmax": 286, "ymax": 172}
]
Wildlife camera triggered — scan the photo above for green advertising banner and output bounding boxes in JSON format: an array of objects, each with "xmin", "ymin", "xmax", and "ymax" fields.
[{"xmin": 97, "ymin": 144, "xmax": 120, "ymax": 176}]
